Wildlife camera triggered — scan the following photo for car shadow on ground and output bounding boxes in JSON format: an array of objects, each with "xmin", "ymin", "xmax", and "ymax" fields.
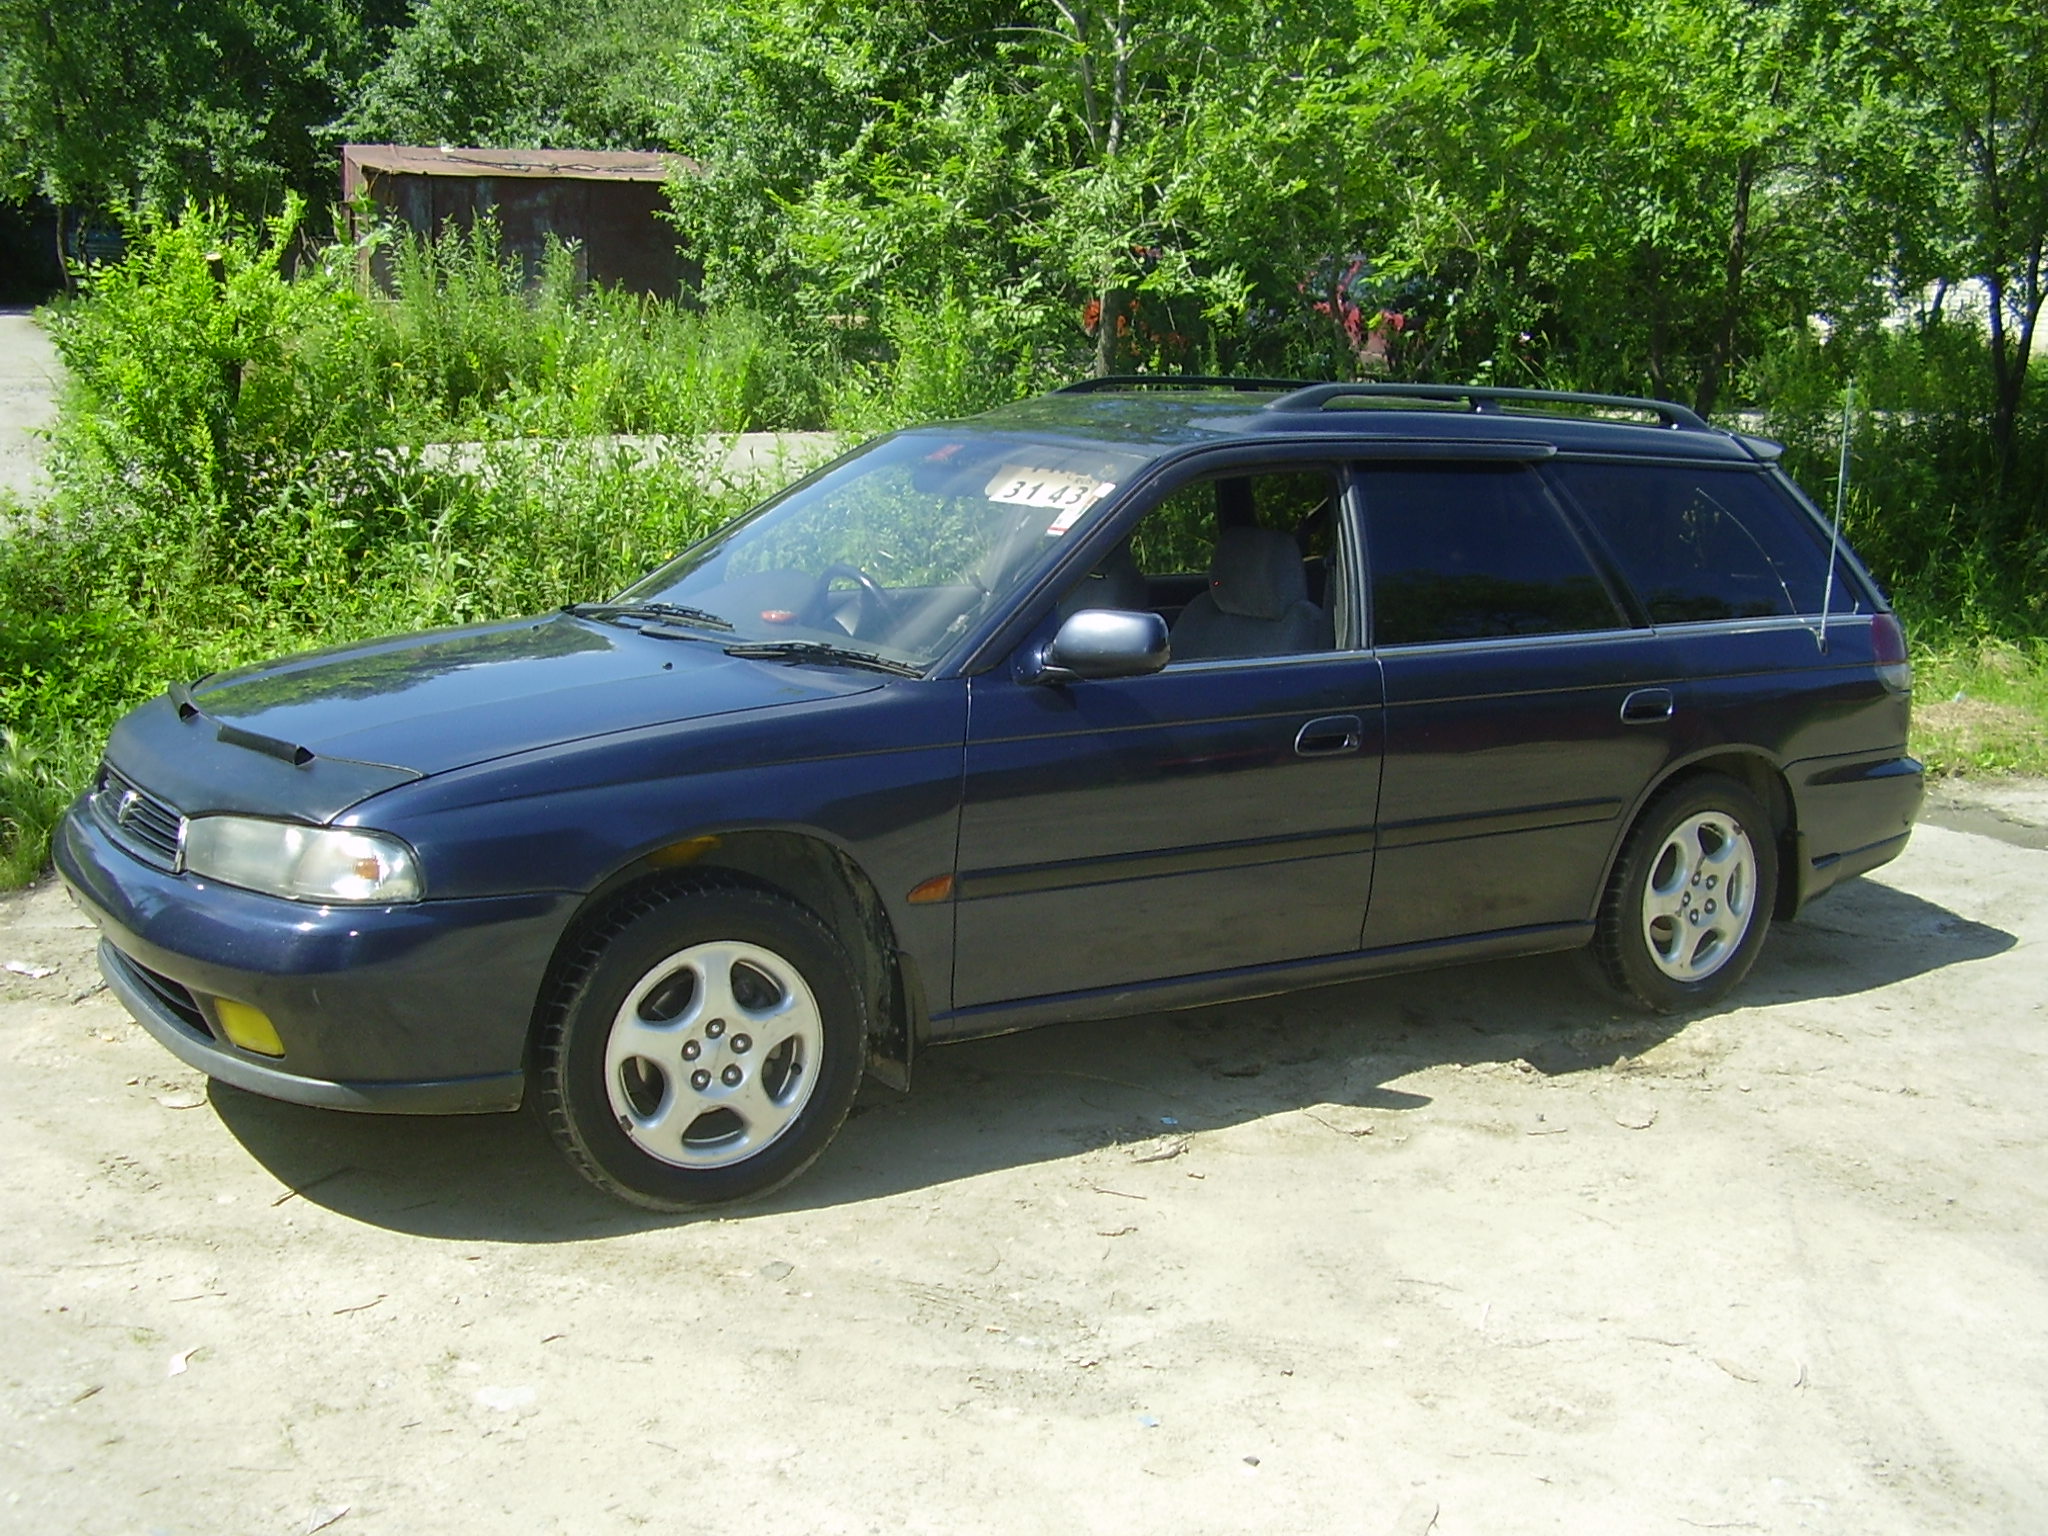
[{"xmin": 209, "ymin": 873, "xmax": 2013, "ymax": 1241}]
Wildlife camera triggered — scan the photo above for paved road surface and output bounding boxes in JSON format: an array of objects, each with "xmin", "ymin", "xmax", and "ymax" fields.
[{"xmin": 0, "ymin": 306, "xmax": 61, "ymax": 506}]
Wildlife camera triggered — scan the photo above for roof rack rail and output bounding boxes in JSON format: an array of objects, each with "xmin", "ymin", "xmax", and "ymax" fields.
[
  {"xmin": 1262, "ymin": 382, "xmax": 1711, "ymax": 432},
  {"xmin": 1055, "ymin": 375, "xmax": 1322, "ymax": 395}
]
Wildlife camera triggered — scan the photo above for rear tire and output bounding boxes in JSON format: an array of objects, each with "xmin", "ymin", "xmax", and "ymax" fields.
[
  {"xmin": 534, "ymin": 878, "xmax": 867, "ymax": 1210},
  {"xmin": 1590, "ymin": 774, "xmax": 1778, "ymax": 1013}
]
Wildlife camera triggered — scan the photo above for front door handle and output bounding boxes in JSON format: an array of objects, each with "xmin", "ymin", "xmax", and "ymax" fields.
[
  {"xmin": 1620, "ymin": 687, "xmax": 1675, "ymax": 724},
  {"xmin": 1296, "ymin": 715, "xmax": 1364, "ymax": 757}
]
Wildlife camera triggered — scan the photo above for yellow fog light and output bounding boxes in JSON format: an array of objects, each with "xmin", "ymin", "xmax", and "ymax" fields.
[{"xmin": 211, "ymin": 997, "xmax": 285, "ymax": 1057}]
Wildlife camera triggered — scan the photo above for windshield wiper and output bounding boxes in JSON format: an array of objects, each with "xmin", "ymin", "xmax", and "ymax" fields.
[
  {"xmin": 723, "ymin": 640, "xmax": 923, "ymax": 678},
  {"xmin": 563, "ymin": 601, "xmax": 734, "ymax": 633}
]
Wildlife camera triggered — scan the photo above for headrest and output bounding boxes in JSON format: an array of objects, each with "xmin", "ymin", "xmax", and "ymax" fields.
[
  {"xmin": 1057, "ymin": 540, "xmax": 1148, "ymax": 618},
  {"xmin": 1207, "ymin": 526, "xmax": 1309, "ymax": 619}
]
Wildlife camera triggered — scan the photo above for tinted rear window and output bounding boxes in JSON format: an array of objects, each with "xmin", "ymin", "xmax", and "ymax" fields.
[
  {"xmin": 1558, "ymin": 464, "xmax": 1852, "ymax": 623},
  {"xmin": 1361, "ymin": 462, "xmax": 1627, "ymax": 646}
]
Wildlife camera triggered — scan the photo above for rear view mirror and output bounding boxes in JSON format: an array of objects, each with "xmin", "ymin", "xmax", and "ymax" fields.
[{"xmin": 1022, "ymin": 609, "xmax": 1170, "ymax": 684}]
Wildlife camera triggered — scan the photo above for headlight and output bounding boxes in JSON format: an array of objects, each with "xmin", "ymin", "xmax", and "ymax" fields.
[{"xmin": 182, "ymin": 816, "xmax": 423, "ymax": 904}]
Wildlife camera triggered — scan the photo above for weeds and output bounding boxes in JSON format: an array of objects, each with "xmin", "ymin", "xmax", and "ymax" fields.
[
  {"xmin": 1756, "ymin": 321, "xmax": 2048, "ymax": 643},
  {"xmin": 1909, "ymin": 640, "xmax": 2048, "ymax": 777},
  {"xmin": 2, "ymin": 205, "xmax": 803, "ymax": 884},
  {"xmin": 0, "ymin": 726, "xmax": 94, "ymax": 887},
  {"xmin": 4, "ymin": 204, "xmax": 2046, "ymax": 887}
]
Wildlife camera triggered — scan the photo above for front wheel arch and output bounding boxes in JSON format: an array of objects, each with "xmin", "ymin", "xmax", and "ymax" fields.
[
  {"xmin": 534, "ymin": 829, "xmax": 924, "ymax": 1089},
  {"xmin": 531, "ymin": 874, "xmax": 870, "ymax": 1208}
]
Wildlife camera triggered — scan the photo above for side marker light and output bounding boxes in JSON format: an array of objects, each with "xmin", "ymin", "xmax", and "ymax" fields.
[{"xmin": 907, "ymin": 875, "xmax": 955, "ymax": 905}]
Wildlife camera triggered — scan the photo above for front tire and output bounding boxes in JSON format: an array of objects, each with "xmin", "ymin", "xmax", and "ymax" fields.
[
  {"xmin": 534, "ymin": 878, "xmax": 867, "ymax": 1210},
  {"xmin": 1590, "ymin": 774, "xmax": 1778, "ymax": 1013}
]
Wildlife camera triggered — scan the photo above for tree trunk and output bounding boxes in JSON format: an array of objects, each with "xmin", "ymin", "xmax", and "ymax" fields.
[
  {"xmin": 1695, "ymin": 151, "xmax": 1756, "ymax": 421},
  {"xmin": 1982, "ymin": 269, "xmax": 2042, "ymax": 498},
  {"xmin": 1094, "ymin": 286, "xmax": 1131, "ymax": 376},
  {"xmin": 1643, "ymin": 247, "xmax": 1667, "ymax": 395},
  {"xmin": 1990, "ymin": 309, "xmax": 2040, "ymax": 499},
  {"xmin": 53, "ymin": 204, "xmax": 71, "ymax": 292}
]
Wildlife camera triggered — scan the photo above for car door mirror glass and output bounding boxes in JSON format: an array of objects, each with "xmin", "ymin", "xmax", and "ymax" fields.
[{"xmin": 1027, "ymin": 610, "xmax": 1170, "ymax": 683}]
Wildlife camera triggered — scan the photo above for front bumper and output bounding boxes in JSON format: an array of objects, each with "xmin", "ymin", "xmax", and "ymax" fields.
[{"xmin": 57, "ymin": 800, "xmax": 576, "ymax": 1114}]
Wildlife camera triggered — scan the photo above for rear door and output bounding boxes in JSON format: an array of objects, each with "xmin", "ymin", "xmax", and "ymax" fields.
[{"xmin": 1357, "ymin": 457, "xmax": 1681, "ymax": 948}]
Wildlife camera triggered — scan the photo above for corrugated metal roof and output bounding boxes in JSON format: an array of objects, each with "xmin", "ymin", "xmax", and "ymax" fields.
[{"xmin": 341, "ymin": 144, "xmax": 698, "ymax": 183}]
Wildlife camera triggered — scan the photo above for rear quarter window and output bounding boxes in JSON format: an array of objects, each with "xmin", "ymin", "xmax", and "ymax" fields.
[{"xmin": 1556, "ymin": 463, "xmax": 1855, "ymax": 623}]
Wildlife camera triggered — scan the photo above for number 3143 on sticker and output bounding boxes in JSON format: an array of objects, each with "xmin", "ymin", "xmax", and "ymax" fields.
[{"xmin": 985, "ymin": 466, "xmax": 1118, "ymax": 532}]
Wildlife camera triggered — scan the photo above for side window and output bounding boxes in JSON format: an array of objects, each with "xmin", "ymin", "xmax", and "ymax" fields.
[
  {"xmin": 1058, "ymin": 467, "xmax": 1343, "ymax": 661},
  {"xmin": 1361, "ymin": 463, "xmax": 1627, "ymax": 646},
  {"xmin": 1557, "ymin": 463, "xmax": 1849, "ymax": 623}
]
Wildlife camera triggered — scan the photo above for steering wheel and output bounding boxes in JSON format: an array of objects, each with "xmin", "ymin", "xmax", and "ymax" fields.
[{"xmin": 799, "ymin": 562, "xmax": 899, "ymax": 637}]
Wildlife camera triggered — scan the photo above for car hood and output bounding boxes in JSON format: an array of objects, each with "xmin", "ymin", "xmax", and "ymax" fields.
[
  {"xmin": 190, "ymin": 614, "xmax": 884, "ymax": 774},
  {"xmin": 107, "ymin": 615, "xmax": 885, "ymax": 823}
]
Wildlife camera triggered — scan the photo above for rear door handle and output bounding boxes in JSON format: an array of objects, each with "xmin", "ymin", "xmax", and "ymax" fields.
[
  {"xmin": 1620, "ymin": 687, "xmax": 1675, "ymax": 724},
  {"xmin": 1296, "ymin": 715, "xmax": 1364, "ymax": 757}
]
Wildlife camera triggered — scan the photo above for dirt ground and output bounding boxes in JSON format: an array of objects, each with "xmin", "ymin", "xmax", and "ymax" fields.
[{"xmin": 1, "ymin": 781, "xmax": 2044, "ymax": 1536}]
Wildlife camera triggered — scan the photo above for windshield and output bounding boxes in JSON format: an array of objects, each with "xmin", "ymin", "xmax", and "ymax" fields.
[{"xmin": 617, "ymin": 432, "xmax": 1151, "ymax": 669}]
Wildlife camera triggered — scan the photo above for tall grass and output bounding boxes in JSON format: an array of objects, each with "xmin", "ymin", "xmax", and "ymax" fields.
[
  {"xmin": 372, "ymin": 226, "xmax": 837, "ymax": 437},
  {"xmin": 5, "ymin": 203, "xmax": 2047, "ymax": 884},
  {"xmin": 1, "ymin": 203, "xmax": 802, "ymax": 884},
  {"xmin": 0, "ymin": 726, "xmax": 95, "ymax": 887}
]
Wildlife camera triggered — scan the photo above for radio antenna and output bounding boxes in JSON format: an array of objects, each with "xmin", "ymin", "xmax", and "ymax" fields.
[{"xmin": 1817, "ymin": 377, "xmax": 1854, "ymax": 653}]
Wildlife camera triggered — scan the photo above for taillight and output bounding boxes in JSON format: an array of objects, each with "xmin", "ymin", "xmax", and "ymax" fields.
[{"xmin": 1872, "ymin": 613, "xmax": 1912, "ymax": 693}]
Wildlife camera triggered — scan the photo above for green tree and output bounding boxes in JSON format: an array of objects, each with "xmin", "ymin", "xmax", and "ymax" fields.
[
  {"xmin": 1421, "ymin": 0, "xmax": 1848, "ymax": 411},
  {"xmin": 682, "ymin": 0, "xmax": 1500, "ymax": 378},
  {"xmin": 660, "ymin": 0, "xmax": 1032, "ymax": 310},
  {"xmin": 1846, "ymin": 0, "xmax": 2048, "ymax": 486},
  {"xmin": 0, "ymin": 0, "xmax": 391, "ymax": 263},
  {"xmin": 334, "ymin": 0, "xmax": 693, "ymax": 150}
]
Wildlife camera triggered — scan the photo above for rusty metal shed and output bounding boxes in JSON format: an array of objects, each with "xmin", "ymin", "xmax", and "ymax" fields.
[{"xmin": 341, "ymin": 144, "xmax": 699, "ymax": 299}]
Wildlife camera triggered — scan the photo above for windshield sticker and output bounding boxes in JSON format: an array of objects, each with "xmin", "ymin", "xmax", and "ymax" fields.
[{"xmin": 984, "ymin": 466, "xmax": 1119, "ymax": 527}]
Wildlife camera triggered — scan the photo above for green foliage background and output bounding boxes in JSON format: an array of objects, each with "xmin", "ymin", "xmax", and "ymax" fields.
[
  {"xmin": 3, "ymin": 0, "xmax": 2048, "ymax": 879},
  {"xmin": 0, "ymin": 208, "xmax": 825, "ymax": 881}
]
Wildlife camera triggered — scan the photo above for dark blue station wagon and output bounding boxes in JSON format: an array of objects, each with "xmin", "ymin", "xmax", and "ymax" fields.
[{"xmin": 57, "ymin": 381, "xmax": 1923, "ymax": 1208}]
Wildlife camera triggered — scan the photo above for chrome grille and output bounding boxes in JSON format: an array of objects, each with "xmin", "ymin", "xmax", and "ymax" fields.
[{"xmin": 89, "ymin": 764, "xmax": 185, "ymax": 870}]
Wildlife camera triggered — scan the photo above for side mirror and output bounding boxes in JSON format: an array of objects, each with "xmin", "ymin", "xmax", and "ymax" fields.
[{"xmin": 1021, "ymin": 609, "xmax": 1170, "ymax": 685}]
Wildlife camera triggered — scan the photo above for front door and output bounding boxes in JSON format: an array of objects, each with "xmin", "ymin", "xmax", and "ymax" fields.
[{"xmin": 951, "ymin": 464, "xmax": 1385, "ymax": 1011}]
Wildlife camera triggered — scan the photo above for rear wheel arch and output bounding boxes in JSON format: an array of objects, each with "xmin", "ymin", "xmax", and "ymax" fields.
[
  {"xmin": 1608, "ymin": 751, "xmax": 1800, "ymax": 921},
  {"xmin": 1588, "ymin": 769, "xmax": 1781, "ymax": 1013}
]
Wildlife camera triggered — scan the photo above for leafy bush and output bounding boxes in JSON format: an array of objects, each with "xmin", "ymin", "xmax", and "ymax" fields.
[
  {"xmin": 1, "ymin": 204, "xmax": 804, "ymax": 883},
  {"xmin": 8, "ymin": 200, "xmax": 2046, "ymax": 889},
  {"xmin": 828, "ymin": 290, "xmax": 1076, "ymax": 432},
  {"xmin": 1753, "ymin": 323, "xmax": 2048, "ymax": 641}
]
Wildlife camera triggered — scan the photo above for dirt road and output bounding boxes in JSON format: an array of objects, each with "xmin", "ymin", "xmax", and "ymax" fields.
[{"xmin": 2, "ymin": 783, "xmax": 2044, "ymax": 1536}]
